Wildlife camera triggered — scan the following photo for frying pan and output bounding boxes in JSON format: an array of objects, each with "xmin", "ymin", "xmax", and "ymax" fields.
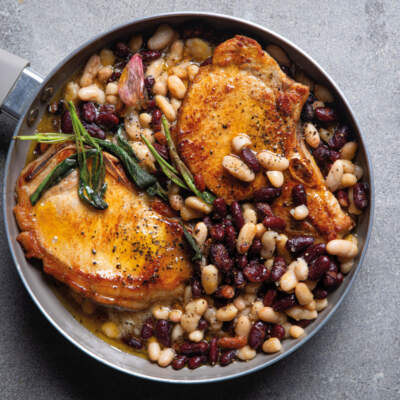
[{"xmin": 0, "ymin": 12, "xmax": 374, "ymax": 383}]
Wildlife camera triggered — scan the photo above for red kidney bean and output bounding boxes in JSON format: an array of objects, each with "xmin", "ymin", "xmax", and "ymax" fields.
[
  {"xmin": 292, "ymin": 184, "xmax": 307, "ymax": 205},
  {"xmin": 179, "ymin": 341, "xmax": 209, "ymax": 355},
  {"xmin": 215, "ymin": 285, "xmax": 235, "ymax": 299},
  {"xmin": 191, "ymin": 278, "xmax": 203, "ymax": 298},
  {"xmin": 222, "ymin": 320, "xmax": 235, "ymax": 334},
  {"xmin": 286, "ymin": 236, "xmax": 314, "ymax": 253},
  {"xmin": 336, "ymin": 189, "xmax": 349, "ymax": 208},
  {"xmin": 328, "ymin": 259, "xmax": 339, "ymax": 273},
  {"xmin": 243, "ymin": 260, "xmax": 269, "ymax": 283},
  {"xmin": 313, "ymin": 144, "xmax": 330, "ymax": 165},
  {"xmin": 249, "ymin": 321, "xmax": 267, "ymax": 349},
  {"xmin": 224, "ymin": 224, "xmax": 237, "ymax": 253},
  {"xmin": 151, "ymin": 108, "xmax": 162, "ymax": 131},
  {"xmin": 210, "ymin": 243, "xmax": 233, "ymax": 271},
  {"xmin": 315, "ymin": 107, "xmax": 337, "ymax": 122},
  {"xmin": 200, "ymin": 57, "xmax": 212, "ymax": 66},
  {"xmin": 240, "ymin": 148, "xmax": 261, "ymax": 173},
  {"xmin": 248, "ymin": 239, "xmax": 262, "ymax": 257},
  {"xmin": 210, "ymin": 223, "xmax": 225, "ymax": 242},
  {"xmin": 194, "ymin": 173, "xmax": 206, "ymax": 192},
  {"xmin": 203, "ymin": 216, "xmax": 213, "ymax": 229},
  {"xmin": 141, "ymin": 318, "xmax": 154, "ymax": 339},
  {"xmin": 308, "ymin": 255, "xmax": 331, "ymax": 280},
  {"xmin": 270, "ymin": 256, "xmax": 287, "ymax": 282},
  {"xmin": 235, "ymin": 254, "xmax": 248, "ymax": 269},
  {"xmin": 313, "ymin": 287, "xmax": 328, "ymax": 299},
  {"xmin": 263, "ymin": 288, "xmax": 278, "ymax": 306},
  {"xmin": 81, "ymin": 102, "xmax": 97, "ymax": 122},
  {"xmin": 197, "ymin": 319, "xmax": 209, "ymax": 331},
  {"xmin": 146, "ymin": 98, "xmax": 156, "ymax": 110},
  {"xmin": 301, "ymin": 101, "xmax": 315, "ymax": 121},
  {"xmin": 353, "ymin": 182, "xmax": 369, "ymax": 210},
  {"xmin": 255, "ymin": 202, "xmax": 273, "ymax": 220},
  {"xmin": 109, "ymin": 70, "xmax": 122, "ymax": 82},
  {"xmin": 209, "ymin": 337, "xmax": 219, "ymax": 365},
  {"xmin": 296, "ymin": 319, "xmax": 313, "ymax": 328},
  {"xmin": 172, "ymin": 355, "xmax": 187, "ymax": 370},
  {"xmin": 96, "ymin": 111, "xmax": 119, "ymax": 129},
  {"xmin": 303, "ymin": 243, "xmax": 326, "ymax": 263},
  {"xmin": 122, "ymin": 336, "xmax": 143, "ymax": 349},
  {"xmin": 273, "ymin": 293, "xmax": 297, "ymax": 312},
  {"xmin": 271, "ymin": 324, "xmax": 285, "ymax": 340},
  {"xmin": 213, "ymin": 197, "xmax": 227, "ymax": 219},
  {"xmin": 188, "ymin": 355, "xmax": 207, "ymax": 369},
  {"xmin": 61, "ymin": 111, "xmax": 73, "ymax": 133},
  {"xmin": 329, "ymin": 150, "xmax": 341, "ymax": 163},
  {"xmin": 220, "ymin": 350, "xmax": 236, "ymax": 366},
  {"xmin": 153, "ymin": 143, "xmax": 169, "ymax": 160},
  {"xmin": 323, "ymin": 271, "xmax": 343, "ymax": 290},
  {"xmin": 328, "ymin": 125, "xmax": 350, "ymax": 150},
  {"xmin": 230, "ymin": 201, "xmax": 244, "ymax": 230},
  {"xmin": 233, "ymin": 269, "xmax": 246, "ymax": 289},
  {"xmin": 84, "ymin": 123, "xmax": 106, "ymax": 140},
  {"xmin": 155, "ymin": 320, "xmax": 171, "ymax": 347},
  {"xmin": 263, "ymin": 216, "xmax": 286, "ymax": 231},
  {"xmin": 140, "ymin": 50, "xmax": 161, "ymax": 62},
  {"xmin": 144, "ymin": 75, "xmax": 155, "ymax": 91},
  {"xmin": 254, "ymin": 187, "xmax": 281, "ymax": 202},
  {"xmin": 115, "ymin": 42, "xmax": 131, "ymax": 58}
]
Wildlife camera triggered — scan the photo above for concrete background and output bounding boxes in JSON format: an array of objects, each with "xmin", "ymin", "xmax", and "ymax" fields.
[{"xmin": 0, "ymin": 0, "xmax": 399, "ymax": 399}]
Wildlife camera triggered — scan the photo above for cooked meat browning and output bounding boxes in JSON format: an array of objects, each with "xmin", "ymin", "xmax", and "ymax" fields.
[
  {"xmin": 177, "ymin": 35, "xmax": 353, "ymax": 240},
  {"xmin": 14, "ymin": 145, "xmax": 191, "ymax": 310}
]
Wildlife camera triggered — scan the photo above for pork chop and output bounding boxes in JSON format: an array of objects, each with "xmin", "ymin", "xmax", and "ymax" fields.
[
  {"xmin": 176, "ymin": 35, "xmax": 353, "ymax": 240},
  {"xmin": 14, "ymin": 144, "xmax": 192, "ymax": 310}
]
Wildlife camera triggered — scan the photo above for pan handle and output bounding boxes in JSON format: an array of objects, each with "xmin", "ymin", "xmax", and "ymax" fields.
[{"xmin": 0, "ymin": 48, "xmax": 43, "ymax": 120}]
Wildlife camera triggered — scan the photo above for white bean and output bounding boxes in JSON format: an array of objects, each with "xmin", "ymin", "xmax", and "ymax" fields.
[
  {"xmin": 354, "ymin": 165, "xmax": 363, "ymax": 180},
  {"xmin": 185, "ymin": 298, "xmax": 208, "ymax": 316},
  {"xmin": 180, "ymin": 312, "xmax": 201, "ymax": 333},
  {"xmin": 167, "ymin": 75, "xmax": 186, "ymax": 99},
  {"xmin": 188, "ymin": 330, "xmax": 204, "ymax": 342},
  {"xmin": 340, "ymin": 141, "xmax": 358, "ymax": 160},
  {"xmin": 341, "ymin": 173, "xmax": 357, "ymax": 188},
  {"xmin": 293, "ymin": 258, "xmax": 309, "ymax": 281},
  {"xmin": 148, "ymin": 25, "xmax": 175, "ymax": 50},
  {"xmin": 186, "ymin": 38, "xmax": 212, "ymax": 61},
  {"xmin": 169, "ymin": 309, "xmax": 183, "ymax": 323},
  {"xmin": 237, "ymin": 223, "xmax": 257, "ymax": 254},
  {"xmin": 170, "ymin": 97, "xmax": 182, "ymax": 113},
  {"xmin": 151, "ymin": 304, "xmax": 170, "ymax": 319},
  {"xmin": 139, "ymin": 112, "xmax": 152, "ymax": 128},
  {"xmin": 187, "ymin": 64, "xmax": 199, "ymax": 81},
  {"xmin": 78, "ymin": 84, "xmax": 105, "ymax": 104},
  {"xmin": 303, "ymin": 122, "xmax": 320, "ymax": 148},
  {"xmin": 314, "ymin": 84, "xmax": 334, "ymax": 103},
  {"xmin": 101, "ymin": 321, "xmax": 120, "ymax": 339},
  {"xmin": 257, "ymin": 150, "xmax": 289, "ymax": 171},
  {"xmin": 295, "ymin": 282, "xmax": 314, "ymax": 305},
  {"xmin": 280, "ymin": 270, "xmax": 298, "ymax": 292},
  {"xmin": 289, "ymin": 325, "xmax": 305, "ymax": 339},
  {"xmin": 80, "ymin": 55, "xmax": 102, "ymax": 87},
  {"xmin": 128, "ymin": 34, "xmax": 143, "ymax": 52},
  {"xmin": 130, "ymin": 141, "xmax": 156, "ymax": 172},
  {"xmin": 64, "ymin": 81, "xmax": 80, "ymax": 102},
  {"xmin": 290, "ymin": 204, "xmax": 309, "ymax": 220},
  {"xmin": 171, "ymin": 62, "xmax": 189, "ymax": 79},
  {"xmin": 266, "ymin": 44, "xmax": 290, "ymax": 67},
  {"xmin": 180, "ymin": 205, "xmax": 203, "ymax": 221},
  {"xmin": 167, "ymin": 39, "xmax": 184, "ymax": 63},
  {"xmin": 262, "ymin": 337, "xmax": 282, "ymax": 353},
  {"xmin": 235, "ymin": 315, "xmax": 252, "ymax": 337},
  {"xmin": 286, "ymin": 306, "xmax": 317, "ymax": 321},
  {"xmin": 232, "ymin": 134, "xmax": 252, "ymax": 153},
  {"xmin": 201, "ymin": 264, "xmax": 218, "ymax": 295},
  {"xmin": 153, "ymin": 72, "xmax": 168, "ymax": 96},
  {"xmin": 243, "ymin": 208, "xmax": 257, "ymax": 224},
  {"xmin": 148, "ymin": 341, "xmax": 161, "ymax": 361},
  {"xmin": 97, "ymin": 65, "xmax": 113, "ymax": 82},
  {"xmin": 255, "ymin": 223, "xmax": 267, "ymax": 239},
  {"xmin": 169, "ymin": 194, "xmax": 184, "ymax": 211},
  {"xmin": 315, "ymin": 298, "xmax": 328, "ymax": 311},
  {"xmin": 185, "ymin": 196, "xmax": 213, "ymax": 214},
  {"xmin": 193, "ymin": 222, "xmax": 208, "ymax": 246},
  {"xmin": 171, "ymin": 324, "xmax": 184, "ymax": 342},
  {"xmin": 105, "ymin": 82, "xmax": 118, "ymax": 95},
  {"xmin": 237, "ymin": 345, "xmax": 257, "ymax": 361},
  {"xmin": 155, "ymin": 95, "xmax": 176, "ymax": 121},
  {"xmin": 258, "ymin": 306, "xmax": 280, "ymax": 323},
  {"xmin": 261, "ymin": 230, "xmax": 277, "ymax": 259},
  {"xmin": 216, "ymin": 304, "xmax": 238, "ymax": 321},
  {"xmin": 340, "ymin": 258, "xmax": 355, "ymax": 274},
  {"xmin": 326, "ymin": 160, "xmax": 344, "ymax": 192},
  {"xmin": 158, "ymin": 348, "xmax": 175, "ymax": 367},
  {"xmin": 222, "ymin": 155, "xmax": 255, "ymax": 182},
  {"xmin": 146, "ymin": 58, "xmax": 164, "ymax": 78},
  {"xmin": 326, "ymin": 239, "xmax": 358, "ymax": 258},
  {"xmin": 100, "ymin": 48, "xmax": 115, "ymax": 66}
]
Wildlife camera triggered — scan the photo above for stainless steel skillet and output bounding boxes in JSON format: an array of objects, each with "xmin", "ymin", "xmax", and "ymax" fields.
[{"xmin": 0, "ymin": 12, "xmax": 374, "ymax": 384}]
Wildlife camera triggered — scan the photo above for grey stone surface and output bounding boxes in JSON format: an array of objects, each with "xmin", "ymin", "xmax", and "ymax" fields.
[{"xmin": 0, "ymin": 0, "xmax": 399, "ymax": 399}]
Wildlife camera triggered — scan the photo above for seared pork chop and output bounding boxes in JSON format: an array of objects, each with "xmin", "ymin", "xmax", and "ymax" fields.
[
  {"xmin": 14, "ymin": 144, "xmax": 191, "ymax": 310},
  {"xmin": 177, "ymin": 35, "xmax": 353, "ymax": 240}
]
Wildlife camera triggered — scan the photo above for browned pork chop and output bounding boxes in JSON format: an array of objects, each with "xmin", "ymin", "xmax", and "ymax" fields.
[
  {"xmin": 14, "ymin": 144, "xmax": 192, "ymax": 310},
  {"xmin": 177, "ymin": 35, "xmax": 353, "ymax": 240}
]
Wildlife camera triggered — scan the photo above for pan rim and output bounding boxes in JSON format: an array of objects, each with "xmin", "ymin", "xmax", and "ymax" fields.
[{"xmin": 3, "ymin": 11, "xmax": 375, "ymax": 384}]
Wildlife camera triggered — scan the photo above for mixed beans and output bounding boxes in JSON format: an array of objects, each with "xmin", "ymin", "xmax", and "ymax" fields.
[{"xmin": 39, "ymin": 23, "xmax": 369, "ymax": 370}]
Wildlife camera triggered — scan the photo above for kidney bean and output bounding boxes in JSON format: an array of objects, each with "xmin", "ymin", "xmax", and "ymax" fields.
[
  {"xmin": 141, "ymin": 318, "xmax": 154, "ymax": 339},
  {"xmin": 255, "ymin": 202, "xmax": 273, "ymax": 220},
  {"xmin": 155, "ymin": 320, "xmax": 171, "ymax": 347},
  {"xmin": 191, "ymin": 278, "xmax": 203, "ymax": 298},
  {"xmin": 235, "ymin": 254, "xmax": 248, "ymax": 269},
  {"xmin": 115, "ymin": 42, "xmax": 131, "ymax": 58},
  {"xmin": 81, "ymin": 102, "xmax": 97, "ymax": 122},
  {"xmin": 210, "ymin": 243, "xmax": 233, "ymax": 271},
  {"xmin": 336, "ymin": 189, "xmax": 349, "ymax": 207},
  {"xmin": 109, "ymin": 70, "xmax": 122, "ymax": 82},
  {"xmin": 209, "ymin": 337, "xmax": 219, "ymax": 365},
  {"xmin": 286, "ymin": 236, "xmax": 314, "ymax": 253},
  {"xmin": 96, "ymin": 111, "xmax": 119, "ymax": 129},
  {"xmin": 328, "ymin": 259, "xmax": 339, "ymax": 273},
  {"xmin": 218, "ymin": 336, "xmax": 247, "ymax": 349},
  {"xmin": 215, "ymin": 285, "xmax": 235, "ymax": 299},
  {"xmin": 328, "ymin": 125, "xmax": 350, "ymax": 150},
  {"xmin": 140, "ymin": 50, "xmax": 161, "ymax": 62},
  {"xmin": 199, "ymin": 57, "xmax": 212, "ymax": 66},
  {"xmin": 222, "ymin": 320, "xmax": 235, "ymax": 334},
  {"xmin": 84, "ymin": 123, "xmax": 106, "ymax": 140},
  {"xmin": 292, "ymin": 184, "xmax": 307, "ymax": 206},
  {"xmin": 145, "ymin": 98, "xmax": 156, "ymax": 110},
  {"xmin": 273, "ymin": 293, "xmax": 297, "ymax": 312},
  {"xmin": 313, "ymin": 287, "xmax": 328, "ymax": 299},
  {"xmin": 301, "ymin": 101, "xmax": 315, "ymax": 121},
  {"xmin": 271, "ymin": 324, "xmax": 285, "ymax": 340},
  {"xmin": 243, "ymin": 260, "xmax": 269, "ymax": 283},
  {"xmin": 263, "ymin": 216, "xmax": 286, "ymax": 231},
  {"xmin": 188, "ymin": 355, "xmax": 207, "ymax": 369},
  {"xmin": 270, "ymin": 257, "xmax": 287, "ymax": 282},
  {"xmin": 280, "ymin": 65, "xmax": 293, "ymax": 77},
  {"xmin": 172, "ymin": 355, "xmax": 187, "ymax": 370},
  {"xmin": 225, "ymin": 225, "xmax": 237, "ymax": 253},
  {"xmin": 61, "ymin": 111, "xmax": 73, "ymax": 133},
  {"xmin": 303, "ymin": 243, "xmax": 326, "ymax": 263},
  {"xmin": 248, "ymin": 239, "xmax": 262, "ymax": 258},
  {"xmin": 190, "ymin": 174, "xmax": 205, "ymax": 193},
  {"xmin": 153, "ymin": 142, "xmax": 169, "ymax": 161},
  {"xmin": 329, "ymin": 150, "xmax": 341, "ymax": 163},
  {"xmin": 296, "ymin": 319, "xmax": 313, "ymax": 328},
  {"xmin": 249, "ymin": 321, "xmax": 267, "ymax": 349},
  {"xmin": 308, "ymin": 255, "xmax": 331, "ymax": 280},
  {"xmin": 254, "ymin": 187, "xmax": 281, "ymax": 202},
  {"xmin": 315, "ymin": 107, "xmax": 337, "ymax": 122},
  {"xmin": 213, "ymin": 197, "xmax": 227, "ymax": 219},
  {"xmin": 151, "ymin": 108, "xmax": 162, "ymax": 131},
  {"xmin": 353, "ymin": 182, "xmax": 369, "ymax": 210},
  {"xmin": 240, "ymin": 148, "xmax": 261, "ymax": 173},
  {"xmin": 323, "ymin": 271, "xmax": 343, "ymax": 290},
  {"xmin": 122, "ymin": 336, "xmax": 143, "ymax": 349},
  {"xmin": 144, "ymin": 75, "xmax": 155, "ymax": 91},
  {"xmin": 210, "ymin": 223, "xmax": 225, "ymax": 242},
  {"xmin": 263, "ymin": 288, "xmax": 277, "ymax": 306},
  {"xmin": 233, "ymin": 269, "xmax": 246, "ymax": 289},
  {"xmin": 203, "ymin": 216, "xmax": 213, "ymax": 229},
  {"xmin": 220, "ymin": 350, "xmax": 236, "ymax": 366},
  {"xmin": 230, "ymin": 201, "xmax": 244, "ymax": 230},
  {"xmin": 313, "ymin": 144, "xmax": 331, "ymax": 165},
  {"xmin": 198, "ymin": 318, "xmax": 209, "ymax": 331},
  {"xmin": 179, "ymin": 341, "xmax": 209, "ymax": 355}
]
